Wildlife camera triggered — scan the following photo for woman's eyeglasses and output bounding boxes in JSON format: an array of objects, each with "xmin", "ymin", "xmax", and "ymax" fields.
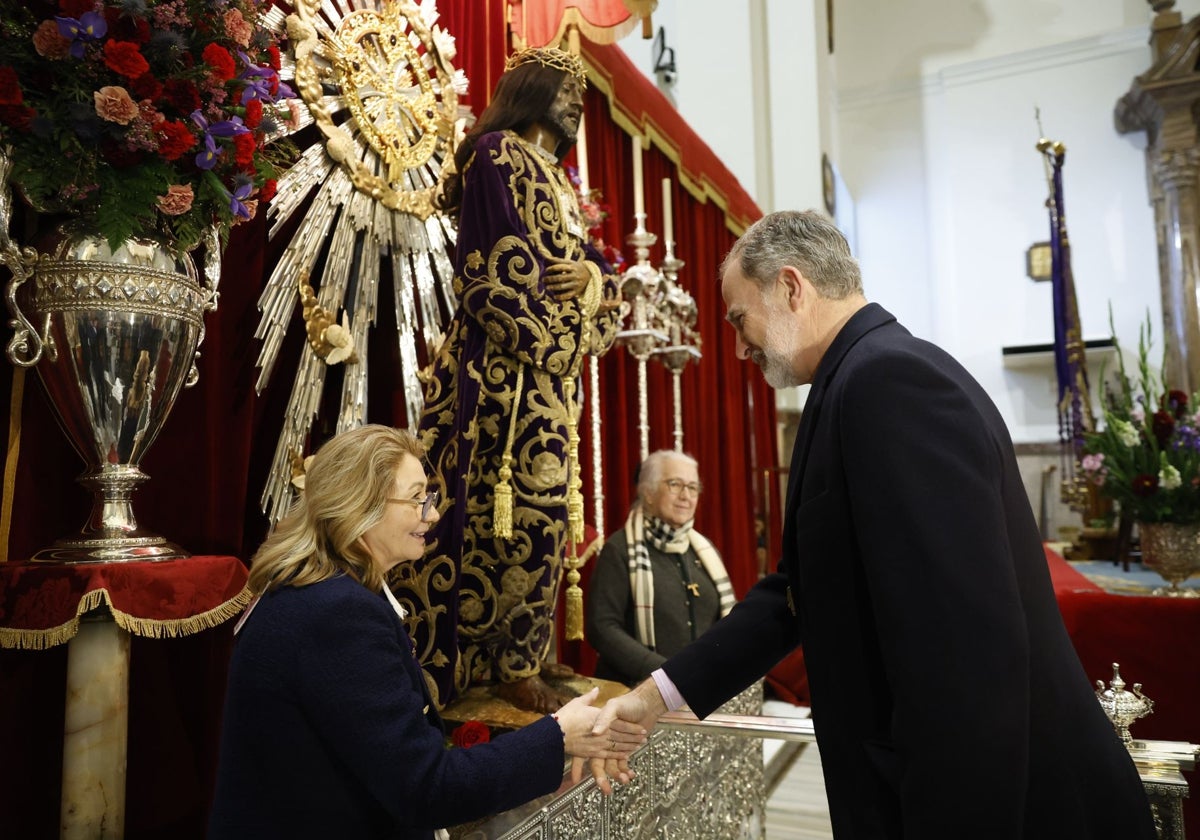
[
  {"xmin": 387, "ymin": 489, "xmax": 440, "ymax": 521},
  {"xmin": 662, "ymin": 479, "xmax": 702, "ymax": 497}
]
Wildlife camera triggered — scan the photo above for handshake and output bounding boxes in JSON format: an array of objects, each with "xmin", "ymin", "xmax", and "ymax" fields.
[{"xmin": 554, "ymin": 679, "xmax": 669, "ymax": 794}]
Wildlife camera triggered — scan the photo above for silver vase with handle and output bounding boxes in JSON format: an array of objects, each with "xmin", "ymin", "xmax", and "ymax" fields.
[{"xmin": 1, "ymin": 155, "xmax": 219, "ymax": 562}]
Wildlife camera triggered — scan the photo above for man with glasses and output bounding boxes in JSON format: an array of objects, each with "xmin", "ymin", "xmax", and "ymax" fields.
[{"xmin": 586, "ymin": 451, "xmax": 735, "ymax": 686}]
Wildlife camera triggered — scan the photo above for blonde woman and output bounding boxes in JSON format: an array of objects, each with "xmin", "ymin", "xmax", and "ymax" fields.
[{"xmin": 209, "ymin": 425, "xmax": 642, "ymax": 840}]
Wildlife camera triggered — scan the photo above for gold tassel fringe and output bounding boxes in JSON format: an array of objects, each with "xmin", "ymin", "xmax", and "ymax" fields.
[
  {"xmin": 493, "ymin": 366, "xmax": 524, "ymax": 541},
  {"xmin": 0, "ymin": 584, "xmax": 253, "ymax": 650},
  {"xmin": 563, "ymin": 565, "xmax": 583, "ymax": 641},
  {"xmin": 493, "ymin": 457, "xmax": 514, "ymax": 539}
]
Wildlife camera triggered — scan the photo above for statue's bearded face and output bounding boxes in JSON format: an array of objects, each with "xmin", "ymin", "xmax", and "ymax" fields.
[{"xmin": 545, "ymin": 75, "xmax": 584, "ymax": 144}]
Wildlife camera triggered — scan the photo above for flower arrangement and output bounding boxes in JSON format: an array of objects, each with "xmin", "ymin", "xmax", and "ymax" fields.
[
  {"xmin": 1081, "ymin": 319, "xmax": 1200, "ymax": 524},
  {"xmin": 566, "ymin": 164, "xmax": 626, "ymax": 273},
  {"xmin": 0, "ymin": 0, "xmax": 296, "ymax": 252}
]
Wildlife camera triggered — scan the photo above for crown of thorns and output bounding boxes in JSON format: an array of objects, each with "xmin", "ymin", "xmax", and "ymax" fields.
[{"xmin": 504, "ymin": 48, "xmax": 587, "ymax": 88}]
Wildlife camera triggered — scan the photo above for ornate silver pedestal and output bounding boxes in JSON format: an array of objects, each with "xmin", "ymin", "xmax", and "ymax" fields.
[{"xmin": 453, "ymin": 684, "xmax": 767, "ymax": 839}]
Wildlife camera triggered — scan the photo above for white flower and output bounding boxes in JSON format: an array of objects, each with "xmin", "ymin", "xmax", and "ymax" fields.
[
  {"xmin": 1160, "ymin": 463, "xmax": 1183, "ymax": 491},
  {"xmin": 1114, "ymin": 419, "xmax": 1140, "ymax": 448}
]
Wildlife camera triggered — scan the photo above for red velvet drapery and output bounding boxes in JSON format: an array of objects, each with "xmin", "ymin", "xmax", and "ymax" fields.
[{"xmin": 0, "ymin": 4, "xmax": 777, "ymax": 835}]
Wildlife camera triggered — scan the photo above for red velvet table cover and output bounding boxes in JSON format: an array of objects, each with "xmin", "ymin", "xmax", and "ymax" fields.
[{"xmin": 0, "ymin": 555, "xmax": 250, "ymax": 649}]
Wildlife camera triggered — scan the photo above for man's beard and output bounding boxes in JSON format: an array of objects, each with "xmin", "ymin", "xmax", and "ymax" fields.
[
  {"xmin": 755, "ymin": 315, "xmax": 804, "ymax": 389},
  {"xmin": 546, "ymin": 107, "xmax": 578, "ymax": 145}
]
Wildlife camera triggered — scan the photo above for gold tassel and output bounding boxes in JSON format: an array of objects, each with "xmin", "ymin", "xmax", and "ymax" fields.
[
  {"xmin": 564, "ymin": 563, "xmax": 583, "ymax": 641},
  {"xmin": 493, "ymin": 455, "xmax": 514, "ymax": 539},
  {"xmin": 493, "ymin": 366, "xmax": 524, "ymax": 540}
]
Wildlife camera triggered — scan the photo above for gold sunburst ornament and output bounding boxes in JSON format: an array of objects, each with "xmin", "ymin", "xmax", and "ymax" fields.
[{"xmin": 255, "ymin": 0, "xmax": 468, "ymax": 524}]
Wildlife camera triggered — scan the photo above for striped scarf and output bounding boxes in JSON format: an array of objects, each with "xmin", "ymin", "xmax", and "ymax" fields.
[{"xmin": 624, "ymin": 502, "xmax": 736, "ymax": 650}]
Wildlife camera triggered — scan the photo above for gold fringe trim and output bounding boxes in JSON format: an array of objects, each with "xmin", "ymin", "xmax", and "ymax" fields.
[
  {"xmin": 493, "ymin": 365, "xmax": 525, "ymax": 540},
  {"xmin": 0, "ymin": 367, "xmax": 26, "ymax": 563},
  {"xmin": 0, "ymin": 584, "xmax": 253, "ymax": 650}
]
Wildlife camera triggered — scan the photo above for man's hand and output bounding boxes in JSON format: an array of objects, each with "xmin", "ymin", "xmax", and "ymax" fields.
[
  {"xmin": 543, "ymin": 259, "xmax": 590, "ymax": 301},
  {"xmin": 571, "ymin": 678, "xmax": 668, "ymax": 794}
]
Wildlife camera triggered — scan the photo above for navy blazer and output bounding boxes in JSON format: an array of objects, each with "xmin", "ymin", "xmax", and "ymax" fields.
[
  {"xmin": 663, "ymin": 304, "xmax": 1154, "ymax": 839},
  {"xmin": 208, "ymin": 574, "xmax": 564, "ymax": 840}
]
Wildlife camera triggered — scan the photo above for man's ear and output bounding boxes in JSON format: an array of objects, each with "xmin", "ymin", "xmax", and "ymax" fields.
[{"xmin": 778, "ymin": 266, "xmax": 806, "ymax": 311}]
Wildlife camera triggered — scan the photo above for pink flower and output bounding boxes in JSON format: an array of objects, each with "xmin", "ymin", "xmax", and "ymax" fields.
[
  {"xmin": 223, "ymin": 9, "xmax": 254, "ymax": 47},
  {"xmin": 94, "ymin": 86, "xmax": 138, "ymax": 125},
  {"xmin": 32, "ymin": 20, "xmax": 71, "ymax": 59},
  {"xmin": 157, "ymin": 184, "xmax": 194, "ymax": 216}
]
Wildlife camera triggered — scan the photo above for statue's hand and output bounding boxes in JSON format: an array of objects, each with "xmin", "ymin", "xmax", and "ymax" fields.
[{"xmin": 544, "ymin": 259, "xmax": 590, "ymax": 301}]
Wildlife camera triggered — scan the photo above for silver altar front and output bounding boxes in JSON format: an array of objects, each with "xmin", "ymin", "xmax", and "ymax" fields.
[{"xmin": 452, "ymin": 685, "xmax": 769, "ymax": 840}]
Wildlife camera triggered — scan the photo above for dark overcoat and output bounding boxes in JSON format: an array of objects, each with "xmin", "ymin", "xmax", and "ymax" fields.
[{"xmin": 663, "ymin": 304, "xmax": 1154, "ymax": 838}]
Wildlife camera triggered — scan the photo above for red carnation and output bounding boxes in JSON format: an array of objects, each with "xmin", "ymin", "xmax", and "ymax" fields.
[
  {"xmin": 59, "ymin": 0, "xmax": 94, "ymax": 18},
  {"xmin": 266, "ymin": 45, "xmax": 282, "ymax": 71},
  {"xmin": 0, "ymin": 67, "xmax": 23, "ymax": 106},
  {"xmin": 244, "ymin": 98, "xmax": 263, "ymax": 129},
  {"xmin": 104, "ymin": 41, "xmax": 150, "ymax": 80},
  {"xmin": 450, "ymin": 720, "xmax": 490, "ymax": 749},
  {"xmin": 105, "ymin": 8, "xmax": 152, "ymax": 44},
  {"xmin": 1164, "ymin": 389, "xmax": 1190, "ymax": 419},
  {"xmin": 1152, "ymin": 409, "xmax": 1175, "ymax": 447},
  {"xmin": 130, "ymin": 73, "xmax": 163, "ymax": 102},
  {"xmin": 259, "ymin": 178, "xmax": 277, "ymax": 203},
  {"xmin": 1131, "ymin": 474, "xmax": 1159, "ymax": 497},
  {"xmin": 157, "ymin": 120, "xmax": 197, "ymax": 161},
  {"xmin": 202, "ymin": 43, "xmax": 237, "ymax": 81},
  {"xmin": 0, "ymin": 105, "xmax": 35, "ymax": 132},
  {"xmin": 163, "ymin": 79, "xmax": 202, "ymax": 115},
  {"xmin": 233, "ymin": 132, "xmax": 256, "ymax": 169}
]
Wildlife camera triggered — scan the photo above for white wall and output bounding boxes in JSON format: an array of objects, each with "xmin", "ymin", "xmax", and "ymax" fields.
[{"xmin": 615, "ymin": 0, "xmax": 1190, "ymax": 443}]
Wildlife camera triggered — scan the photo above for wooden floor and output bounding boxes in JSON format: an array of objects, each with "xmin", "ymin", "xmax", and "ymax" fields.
[{"xmin": 762, "ymin": 699, "xmax": 833, "ymax": 839}]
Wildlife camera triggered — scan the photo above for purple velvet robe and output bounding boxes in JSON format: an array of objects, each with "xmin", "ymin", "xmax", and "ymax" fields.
[{"xmin": 395, "ymin": 130, "xmax": 620, "ymax": 706}]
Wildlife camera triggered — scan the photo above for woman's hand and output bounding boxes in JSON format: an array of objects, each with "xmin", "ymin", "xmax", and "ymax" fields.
[
  {"xmin": 552, "ymin": 686, "xmax": 647, "ymax": 763},
  {"xmin": 543, "ymin": 259, "xmax": 590, "ymax": 301}
]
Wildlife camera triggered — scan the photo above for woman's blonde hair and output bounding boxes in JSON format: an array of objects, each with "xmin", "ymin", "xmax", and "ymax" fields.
[{"xmin": 247, "ymin": 425, "xmax": 425, "ymax": 595}]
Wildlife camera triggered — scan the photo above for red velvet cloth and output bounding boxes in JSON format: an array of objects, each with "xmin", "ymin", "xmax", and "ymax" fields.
[
  {"xmin": 0, "ymin": 556, "xmax": 248, "ymax": 647},
  {"xmin": 1046, "ymin": 548, "xmax": 1200, "ymax": 834}
]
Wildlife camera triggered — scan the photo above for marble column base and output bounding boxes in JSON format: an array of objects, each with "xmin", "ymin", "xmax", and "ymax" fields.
[{"xmin": 60, "ymin": 612, "xmax": 129, "ymax": 840}]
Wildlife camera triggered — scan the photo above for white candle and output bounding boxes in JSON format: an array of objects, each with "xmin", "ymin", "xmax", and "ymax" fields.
[
  {"xmin": 661, "ymin": 177, "xmax": 673, "ymax": 244},
  {"xmin": 576, "ymin": 112, "xmax": 590, "ymax": 195},
  {"xmin": 632, "ymin": 135, "xmax": 644, "ymax": 218}
]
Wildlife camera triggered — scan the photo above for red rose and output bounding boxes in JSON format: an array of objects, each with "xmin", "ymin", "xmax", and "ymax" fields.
[
  {"xmin": 266, "ymin": 45, "xmax": 282, "ymax": 71},
  {"xmin": 0, "ymin": 66, "xmax": 23, "ymax": 106},
  {"xmin": 104, "ymin": 41, "xmax": 150, "ymax": 80},
  {"xmin": 244, "ymin": 98, "xmax": 263, "ymax": 129},
  {"xmin": 202, "ymin": 43, "xmax": 236, "ymax": 81},
  {"xmin": 259, "ymin": 178, "xmax": 277, "ymax": 203},
  {"xmin": 157, "ymin": 120, "xmax": 197, "ymax": 161},
  {"xmin": 163, "ymin": 79, "xmax": 202, "ymax": 115},
  {"xmin": 451, "ymin": 720, "xmax": 490, "ymax": 749},
  {"xmin": 233, "ymin": 132, "xmax": 256, "ymax": 169}
]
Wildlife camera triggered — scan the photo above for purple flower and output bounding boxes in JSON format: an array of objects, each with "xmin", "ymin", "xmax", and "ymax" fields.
[
  {"xmin": 195, "ymin": 133, "xmax": 222, "ymax": 170},
  {"xmin": 224, "ymin": 178, "xmax": 254, "ymax": 219},
  {"xmin": 56, "ymin": 12, "xmax": 107, "ymax": 60}
]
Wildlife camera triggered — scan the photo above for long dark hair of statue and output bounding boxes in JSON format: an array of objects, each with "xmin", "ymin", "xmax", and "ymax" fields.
[{"xmin": 437, "ymin": 63, "xmax": 571, "ymax": 215}]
